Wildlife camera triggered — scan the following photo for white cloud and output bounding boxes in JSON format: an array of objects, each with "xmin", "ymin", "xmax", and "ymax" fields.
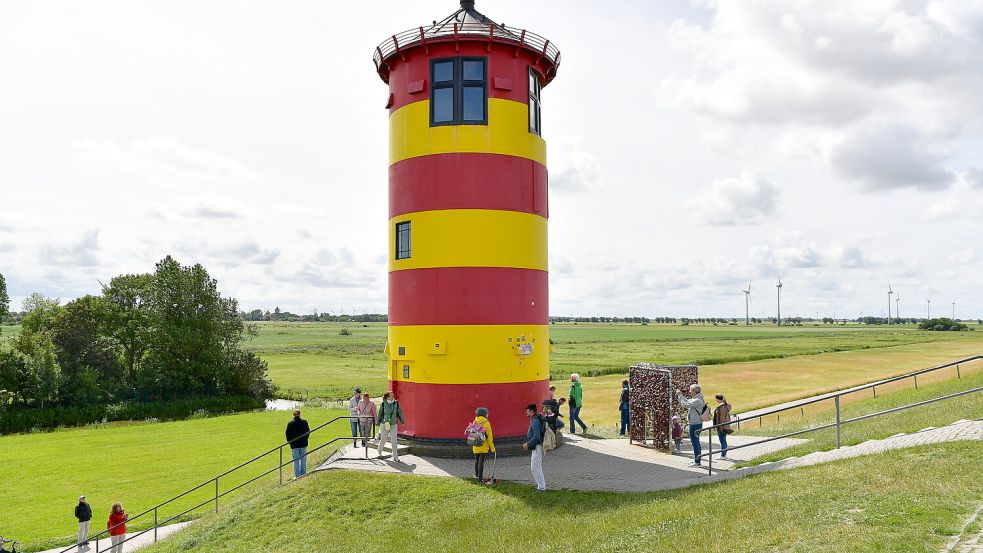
[
  {"xmin": 39, "ymin": 230, "xmax": 101, "ymax": 268},
  {"xmin": 685, "ymin": 173, "xmax": 780, "ymax": 226},
  {"xmin": 549, "ymin": 135, "xmax": 598, "ymax": 192},
  {"xmin": 830, "ymin": 124, "xmax": 954, "ymax": 190}
]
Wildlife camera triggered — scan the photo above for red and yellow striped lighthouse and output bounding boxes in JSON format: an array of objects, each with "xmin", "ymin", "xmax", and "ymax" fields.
[{"xmin": 373, "ymin": 1, "xmax": 560, "ymax": 446}]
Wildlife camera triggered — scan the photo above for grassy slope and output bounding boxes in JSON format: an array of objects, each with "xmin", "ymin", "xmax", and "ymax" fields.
[
  {"xmin": 565, "ymin": 338, "xmax": 983, "ymax": 429},
  {"xmin": 1, "ymin": 408, "xmax": 346, "ymax": 551},
  {"xmin": 147, "ymin": 441, "xmax": 983, "ymax": 553},
  {"xmin": 734, "ymin": 365, "xmax": 983, "ymax": 465}
]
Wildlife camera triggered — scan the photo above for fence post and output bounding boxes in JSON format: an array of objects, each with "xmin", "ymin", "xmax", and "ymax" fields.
[
  {"xmin": 154, "ymin": 507, "xmax": 158, "ymax": 542},
  {"xmin": 873, "ymin": 386, "xmax": 876, "ymax": 398},
  {"xmin": 834, "ymin": 396, "xmax": 841, "ymax": 449},
  {"xmin": 914, "ymin": 375, "xmax": 918, "ymax": 389},
  {"xmin": 214, "ymin": 478, "xmax": 219, "ymax": 513},
  {"xmin": 956, "ymin": 364, "xmax": 960, "ymax": 379},
  {"xmin": 279, "ymin": 445, "xmax": 283, "ymax": 485}
]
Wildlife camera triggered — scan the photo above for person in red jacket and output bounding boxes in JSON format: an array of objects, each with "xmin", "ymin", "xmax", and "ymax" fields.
[{"xmin": 107, "ymin": 502, "xmax": 127, "ymax": 553}]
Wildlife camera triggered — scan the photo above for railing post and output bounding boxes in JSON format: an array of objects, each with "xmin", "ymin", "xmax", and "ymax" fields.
[
  {"xmin": 873, "ymin": 386, "xmax": 876, "ymax": 398},
  {"xmin": 956, "ymin": 364, "xmax": 960, "ymax": 379},
  {"xmin": 914, "ymin": 375, "xmax": 918, "ymax": 389},
  {"xmin": 707, "ymin": 428, "xmax": 713, "ymax": 474},
  {"xmin": 154, "ymin": 507, "xmax": 158, "ymax": 542},
  {"xmin": 214, "ymin": 478, "xmax": 219, "ymax": 513},
  {"xmin": 279, "ymin": 445, "xmax": 284, "ymax": 485},
  {"xmin": 835, "ymin": 396, "xmax": 841, "ymax": 449}
]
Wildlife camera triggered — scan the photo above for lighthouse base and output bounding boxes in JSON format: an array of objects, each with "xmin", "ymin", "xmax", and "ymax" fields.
[{"xmin": 401, "ymin": 432, "xmax": 565, "ymax": 458}]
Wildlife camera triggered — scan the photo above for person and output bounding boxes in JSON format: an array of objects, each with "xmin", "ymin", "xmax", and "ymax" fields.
[
  {"xmin": 107, "ymin": 502, "xmax": 127, "ymax": 553},
  {"xmin": 542, "ymin": 385, "xmax": 559, "ymax": 426},
  {"xmin": 377, "ymin": 391, "xmax": 405, "ymax": 462},
  {"xmin": 713, "ymin": 393, "xmax": 733, "ymax": 459},
  {"xmin": 285, "ymin": 409, "xmax": 311, "ymax": 478},
  {"xmin": 469, "ymin": 407, "xmax": 496, "ymax": 483},
  {"xmin": 676, "ymin": 384, "xmax": 707, "ymax": 467},
  {"xmin": 348, "ymin": 388, "xmax": 362, "ymax": 447},
  {"xmin": 522, "ymin": 404, "xmax": 546, "ymax": 491},
  {"xmin": 75, "ymin": 495, "xmax": 92, "ymax": 549},
  {"xmin": 355, "ymin": 392, "xmax": 376, "ymax": 447},
  {"xmin": 619, "ymin": 379, "xmax": 630, "ymax": 436},
  {"xmin": 671, "ymin": 415, "xmax": 683, "ymax": 453},
  {"xmin": 568, "ymin": 373, "xmax": 588, "ymax": 435}
]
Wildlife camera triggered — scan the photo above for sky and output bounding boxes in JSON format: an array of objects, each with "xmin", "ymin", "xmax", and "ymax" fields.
[{"xmin": 1, "ymin": 0, "xmax": 981, "ymax": 320}]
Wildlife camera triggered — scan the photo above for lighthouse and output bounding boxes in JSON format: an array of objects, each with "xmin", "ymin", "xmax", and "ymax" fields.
[{"xmin": 373, "ymin": 1, "xmax": 560, "ymax": 450}]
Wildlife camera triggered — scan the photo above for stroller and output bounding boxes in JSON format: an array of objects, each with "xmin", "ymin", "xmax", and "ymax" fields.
[{"xmin": 0, "ymin": 534, "xmax": 19, "ymax": 553}]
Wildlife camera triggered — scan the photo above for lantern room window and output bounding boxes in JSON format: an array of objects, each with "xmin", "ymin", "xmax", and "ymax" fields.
[
  {"xmin": 528, "ymin": 68, "xmax": 542, "ymax": 135},
  {"xmin": 430, "ymin": 57, "xmax": 487, "ymax": 126}
]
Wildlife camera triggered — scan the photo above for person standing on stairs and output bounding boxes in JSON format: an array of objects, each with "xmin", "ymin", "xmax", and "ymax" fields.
[
  {"xmin": 377, "ymin": 391, "xmax": 405, "ymax": 462},
  {"xmin": 75, "ymin": 494, "xmax": 92, "ymax": 549},
  {"xmin": 285, "ymin": 409, "xmax": 311, "ymax": 478},
  {"xmin": 348, "ymin": 387, "xmax": 362, "ymax": 446},
  {"xmin": 355, "ymin": 392, "xmax": 376, "ymax": 447}
]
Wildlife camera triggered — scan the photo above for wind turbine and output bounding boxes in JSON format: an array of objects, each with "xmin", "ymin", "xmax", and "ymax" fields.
[
  {"xmin": 895, "ymin": 295, "xmax": 901, "ymax": 321},
  {"xmin": 743, "ymin": 281, "xmax": 752, "ymax": 325},
  {"xmin": 926, "ymin": 298, "xmax": 931, "ymax": 319},
  {"xmin": 776, "ymin": 275, "xmax": 783, "ymax": 326},
  {"xmin": 887, "ymin": 283, "xmax": 893, "ymax": 325},
  {"xmin": 951, "ymin": 299, "xmax": 956, "ymax": 320}
]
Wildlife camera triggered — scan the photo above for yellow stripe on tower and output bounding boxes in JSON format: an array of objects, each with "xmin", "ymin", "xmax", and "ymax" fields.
[
  {"xmin": 389, "ymin": 98, "xmax": 547, "ymax": 166},
  {"xmin": 388, "ymin": 324, "xmax": 549, "ymax": 384},
  {"xmin": 389, "ymin": 209, "xmax": 547, "ymax": 272}
]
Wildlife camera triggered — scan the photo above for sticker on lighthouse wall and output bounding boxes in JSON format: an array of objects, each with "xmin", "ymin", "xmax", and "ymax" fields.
[{"xmin": 518, "ymin": 343, "xmax": 534, "ymax": 355}]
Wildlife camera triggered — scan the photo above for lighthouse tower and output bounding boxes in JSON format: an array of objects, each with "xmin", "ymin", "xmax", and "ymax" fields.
[{"xmin": 373, "ymin": 1, "xmax": 560, "ymax": 449}]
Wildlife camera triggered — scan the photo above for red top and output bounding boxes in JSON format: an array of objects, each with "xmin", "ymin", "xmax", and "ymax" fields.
[{"xmin": 108, "ymin": 512, "xmax": 127, "ymax": 536}]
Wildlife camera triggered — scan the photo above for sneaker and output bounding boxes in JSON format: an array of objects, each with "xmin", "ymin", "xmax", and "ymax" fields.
[
  {"xmin": 535, "ymin": 488, "xmax": 547, "ymax": 492},
  {"xmin": 687, "ymin": 461, "xmax": 701, "ymax": 467}
]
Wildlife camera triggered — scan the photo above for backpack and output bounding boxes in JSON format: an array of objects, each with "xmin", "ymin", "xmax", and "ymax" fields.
[
  {"xmin": 465, "ymin": 420, "xmax": 487, "ymax": 447},
  {"xmin": 699, "ymin": 403, "xmax": 711, "ymax": 422},
  {"xmin": 540, "ymin": 416, "xmax": 557, "ymax": 452}
]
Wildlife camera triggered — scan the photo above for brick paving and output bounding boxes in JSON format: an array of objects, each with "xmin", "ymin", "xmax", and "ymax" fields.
[{"xmin": 34, "ymin": 522, "xmax": 192, "ymax": 553}]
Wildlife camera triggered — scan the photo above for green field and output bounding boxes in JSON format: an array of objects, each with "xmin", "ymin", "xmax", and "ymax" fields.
[
  {"xmin": 146, "ymin": 441, "xmax": 983, "ymax": 553},
  {"xmin": 0, "ymin": 407, "xmax": 346, "ymax": 551}
]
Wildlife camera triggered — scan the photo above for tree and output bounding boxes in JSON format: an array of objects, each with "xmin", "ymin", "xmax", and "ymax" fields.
[
  {"xmin": 101, "ymin": 274, "xmax": 153, "ymax": 385},
  {"xmin": 22, "ymin": 333, "xmax": 61, "ymax": 408},
  {"xmin": 0, "ymin": 272, "xmax": 9, "ymax": 327},
  {"xmin": 50, "ymin": 295, "xmax": 123, "ymax": 404},
  {"xmin": 19, "ymin": 293, "xmax": 62, "ymax": 335}
]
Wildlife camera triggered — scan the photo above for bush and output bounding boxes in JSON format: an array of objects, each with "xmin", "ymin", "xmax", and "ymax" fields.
[
  {"xmin": 0, "ymin": 395, "xmax": 264, "ymax": 434},
  {"xmin": 338, "ymin": 326, "xmax": 352, "ymax": 336},
  {"xmin": 917, "ymin": 318, "xmax": 968, "ymax": 331}
]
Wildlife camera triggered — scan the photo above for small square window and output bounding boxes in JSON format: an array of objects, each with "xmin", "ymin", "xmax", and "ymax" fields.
[
  {"xmin": 398, "ymin": 346, "xmax": 406, "ymax": 356},
  {"xmin": 432, "ymin": 88, "xmax": 454, "ymax": 123},
  {"xmin": 433, "ymin": 61, "xmax": 454, "ymax": 83},
  {"xmin": 403, "ymin": 365, "xmax": 410, "ymax": 378},
  {"xmin": 395, "ymin": 221, "xmax": 411, "ymax": 260},
  {"xmin": 462, "ymin": 59, "xmax": 484, "ymax": 81}
]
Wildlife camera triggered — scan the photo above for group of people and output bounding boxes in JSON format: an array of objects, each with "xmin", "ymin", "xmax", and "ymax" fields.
[{"xmin": 72, "ymin": 496, "xmax": 127, "ymax": 552}]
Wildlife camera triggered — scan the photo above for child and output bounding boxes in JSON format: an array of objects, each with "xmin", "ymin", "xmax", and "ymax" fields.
[{"xmin": 671, "ymin": 415, "xmax": 682, "ymax": 452}]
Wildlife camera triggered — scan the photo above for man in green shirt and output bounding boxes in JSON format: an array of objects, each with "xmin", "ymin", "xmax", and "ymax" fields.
[{"xmin": 569, "ymin": 373, "xmax": 588, "ymax": 434}]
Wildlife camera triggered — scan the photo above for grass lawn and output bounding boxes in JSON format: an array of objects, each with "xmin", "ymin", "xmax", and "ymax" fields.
[
  {"xmin": 733, "ymin": 364, "xmax": 983, "ymax": 465},
  {"xmin": 563, "ymin": 338, "xmax": 983, "ymax": 430},
  {"xmin": 147, "ymin": 441, "xmax": 983, "ymax": 552},
  {"xmin": 0, "ymin": 407, "xmax": 346, "ymax": 552}
]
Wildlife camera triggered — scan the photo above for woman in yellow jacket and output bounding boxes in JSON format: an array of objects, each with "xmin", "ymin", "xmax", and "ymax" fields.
[{"xmin": 469, "ymin": 407, "xmax": 496, "ymax": 483}]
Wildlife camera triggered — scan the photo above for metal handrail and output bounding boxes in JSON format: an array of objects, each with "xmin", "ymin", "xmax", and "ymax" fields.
[
  {"xmin": 373, "ymin": 22, "xmax": 561, "ymax": 73},
  {"xmin": 57, "ymin": 415, "xmax": 376, "ymax": 553},
  {"xmin": 695, "ymin": 355, "xmax": 982, "ymax": 474}
]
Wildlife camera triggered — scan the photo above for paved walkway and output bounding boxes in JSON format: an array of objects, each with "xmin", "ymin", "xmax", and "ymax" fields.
[
  {"xmin": 319, "ymin": 432, "xmax": 807, "ymax": 492},
  {"xmin": 35, "ymin": 522, "xmax": 192, "ymax": 553},
  {"xmin": 321, "ymin": 419, "xmax": 983, "ymax": 493}
]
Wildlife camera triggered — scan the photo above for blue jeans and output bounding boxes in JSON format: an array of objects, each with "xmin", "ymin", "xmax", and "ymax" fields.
[
  {"xmin": 688, "ymin": 424, "xmax": 702, "ymax": 464},
  {"xmin": 569, "ymin": 405, "xmax": 587, "ymax": 433},
  {"xmin": 619, "ymin": 408, "xmax": 630, "ymax": 435},
  {"xmin": 350, "ymin": 419, "xmax": 360, "ymax": 446},
  {"xmin": 291, "ymin": 447, "xmax": 307, "ymax": 477},
  {"xmin": 717, "ymin": 429, "xmax": 729, "ymax": 456}
]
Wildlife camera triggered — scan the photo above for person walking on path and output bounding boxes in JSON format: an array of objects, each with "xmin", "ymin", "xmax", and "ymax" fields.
[
  {"xmin": 75, "ymin": 495, "xmax": 92, "ymax": 549},
  {"xmin": 469, "ymin": 407, "xmax": 496, "ymax": 483},
  {"xmin": 355, "ymin": 392, "xmax": 376, "ymax": 447},
  {"xmin": 676, "ymin": 384, "xmax": 707, "ymax": 467},
  {"xmin": 107, "ymin": 502, "xmax": 127, "ymax": 553},
  {"xmin": 619, "ymin": 379, "xmax": 630, "ymax": 436},
  {"xmin": 713, "ymin": 394, "xmax": 733, "ymax": 459},
  {"xmin": 522, "ymin": 404, "xmax": 546, "ymax": 491},
  {"xmin": 285, "ymin": 409, "xmax": 311, "ymax": 478},
  {"xmin": 568, "ymin": 374, "xmax": 588, "ymax": 435},
  {"xmin": 377, "ymin": 391, "xmax": 405, "ymax": 462},
  {"xmin": 348, "ymin": 388, "xmax": 363, "ymax": 446}
]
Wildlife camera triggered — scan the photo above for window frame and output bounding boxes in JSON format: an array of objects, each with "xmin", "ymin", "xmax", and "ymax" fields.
[
  {"xmin": 395, "ymin": 221, "xmax": 412, "ymax": 260},
  {"xmin": 528, "ymin": 68, "xmax": 542, "ymax": 135},
  {"xmin": 429, "ymin": 56, "xmax": 488, "ymax": 127}
]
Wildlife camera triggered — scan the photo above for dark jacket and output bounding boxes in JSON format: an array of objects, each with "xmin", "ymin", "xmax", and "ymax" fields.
[
  {"xmin": 525, "ymin": 415, "xmax": 544, "ymax": 449},
  {"xmin": 75, "ymin": 502, "xmax": 92, "ymax": 522},
  {"xmin": 619, "ymin": 387, "xmax": 630, "ymax": 410},
  {"xmin": 285, "ymin": 416, "xmax": 311, "ymax": 449},
  {"xmin": 377, "ymin": 400, "xmax": 405, "ymax": 425}
]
